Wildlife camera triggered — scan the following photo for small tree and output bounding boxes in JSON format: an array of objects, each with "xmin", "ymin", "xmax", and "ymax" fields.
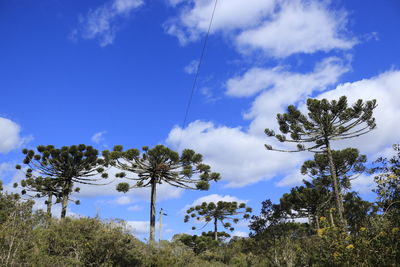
[
  {"xmin": 265, "ymin": 96, "xmax": 377, "ymax": 226},
  {"xmin": 16, "ymin": 145, "xmax": 108, "ymax": 218},
  {"xmin": 370, "ymin": 144, "xmax": 400, "ymax": 225},
  {"xmin": 184, "ymin": 201, "xmax": 252, "ymax": 241},
  {"xmin": 13, "ymin": 174, "xmax": 61, "ymax": 217},
  {"xmin": 103, "ymin": 145, "xmax": 220, "ymax": 243}
]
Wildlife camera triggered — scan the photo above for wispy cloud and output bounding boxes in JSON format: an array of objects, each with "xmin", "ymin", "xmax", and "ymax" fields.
[
  {"xmin": 91, "ymin": 131, "xmax": 107, "ymax": 145},
  {"xmin": 71, "ymin": 0, "xmax": 144, "ymax": 47},
  {"xmin": 184, "ymin": 59, "xmax": 199, "ymax": 74}
]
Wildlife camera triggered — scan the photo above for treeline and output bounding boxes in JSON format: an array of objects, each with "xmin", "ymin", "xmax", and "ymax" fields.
[{"xmin": 0, "ymin": 96, "xmax": 399, "ymax": 266}]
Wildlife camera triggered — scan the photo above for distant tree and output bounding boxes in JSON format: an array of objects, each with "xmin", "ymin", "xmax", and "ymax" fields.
[
  {"xmin": 16, "ymin": 145, "xmax": 108, "ymax": 218},
  {"xmin": 103, "ymin": 145, "xmax": 220, "ymax": 243},
  {"xmin": 13, "ymin": 174, "xmax": 61, "ymax": 217},
  {"xmin": 370, "ymin": 144, "xmax": 400, "ymax": 225},
  {"xmin": 265, "ymin": 96, "xmax": 377, "ymax": 226},
  {"xmin": 184, "ymin": 201, "xmax": 252, "ymax": 241},
  {"xmin": 279, "ymin": 178, "xmax": 331, "ymax": 230}
]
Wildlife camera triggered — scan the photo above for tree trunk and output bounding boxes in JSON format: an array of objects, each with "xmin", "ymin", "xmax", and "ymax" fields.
[
  {"xmin": 315, "ymin": 213, "xmax": 320, "ymax": 230},
  {"xmin": 61, "ymin": 194, "xmax": 68, "ymax": 219},
  {"xmin": 214, "ymin": 217, "xmax": 218, "ymax": 241},
  {"xmin": 46, "ymin": 193, "xmax": 52, "ymax": 218},
  {"xmin": 325, "ymin": 141, "xmax": 347, "ymax": 227},
  {"xmin": 329, "ymin": 208, "xmax": 335, "ymax": 227},
  {"xmin": 149, "ymin": 179, "xmax": 157, "ymax": 244}
]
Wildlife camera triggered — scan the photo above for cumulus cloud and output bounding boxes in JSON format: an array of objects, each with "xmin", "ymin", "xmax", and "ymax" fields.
[
  {"xmin": 236, "ymin": 1, "xmax": 356, "ymax": 58},
  {"xmin": 0, "ymin": 117, "xmax": 31, "ymax": 153},
  {"xmin": 165, "ymin": 0, "xmax": 276, "ymax": 45},
  {"xmin": 166, "ymin": 0, "xmax": 356, "ymax": 57},
  {"xmin": 167, "ymin": 58, "xmax": 347, "ymax": 187},
  {"xmin": 168, "ymin": 120, "xmax": 307, "ymax": 187},
  {"xmin": 72, "ymin": 0, "xmax": 143, "ymax": 47}
]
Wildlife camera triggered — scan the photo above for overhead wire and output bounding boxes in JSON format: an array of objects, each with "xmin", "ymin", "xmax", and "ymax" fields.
[{"xmin": 178, "ymin": 0, "xmax": 218, "ymax": 148}]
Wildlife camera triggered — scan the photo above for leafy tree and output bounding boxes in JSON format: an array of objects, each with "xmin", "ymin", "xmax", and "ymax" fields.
[
  {"xmin": 279, "ymin": 179, "xmax": 331, "ymax": 229},
  {"xmin": 371, "ymin": 144, "xmax": 400, "ymax": 224},
  {"xmin": 16, "ymin": 145, "xmax": 108, "ymax": 218},
  {"xmin": 103, "ymin": 145, "xmax": 220, "ymax": 243},
  {"xmin": 13, "ymin": 172, "xmax": 61, "ymax": 217},
  {"xmin": 265, "ymin": 96, "xmax": 377, "ymax": 226},
  {"xmin": 184, "ymin": 201, "xmax": 252, "ymax": 241},
  {"xmin": 295, "ymin": 148, "xmax": 367, "ymax": 227}
]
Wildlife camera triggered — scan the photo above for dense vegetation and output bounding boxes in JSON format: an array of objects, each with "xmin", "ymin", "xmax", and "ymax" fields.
[{"xmin": 1, "ymin": 96, "xmax": 399, "ymax": 266}]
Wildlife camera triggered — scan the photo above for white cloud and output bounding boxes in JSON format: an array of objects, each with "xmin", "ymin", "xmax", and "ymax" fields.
[
  {"xmin": 73, "ymin": 0, "xmax": 143, "ymax": 47},
  {"xmin": 352, "ymin": 174, "xmax": 375, "ymax": 194},
  {"xmin": 231, "ymin": 230, "xmax": 248, "ymax": 238},
  {"xmin": 127, "ymin": 204, "xmax": 142, "ymax": 211},
  {"xmin": 166, "ymin": 0, "xmax": 356, "ymax": 58},
  {"xmin": 236, "ymin": 1, "xmax": 356, "ymax": 58},
  {"xmin": 165, "ymin": 0, "xmax": 276, "ymax": 45},
  {"xmin": 126, "ymin": 221, "xmax": 167, "ymax": 239},
  {"xmin": 168, "ymin": 120, "xmax": 307, "ymax": 187},
  {"xmin": 184, "ymin": 59, "xmax": 199, "ymax": 74},
  {"xmin": 167, "ymin": 58, "xmax": 346, "ymax": 187},
  {"xmin": 276, "ymin": 70, "xmax": 400, "ymax": 187},
  {"xmin": 315, "ymin": 70, "xmax": 400, "ymax": 155},
  {"xmin": 0, "ymin": 117, "xmax": 31, "ymax": 153},
  {"xmin": 91, "ymin": 131, "xmax": 106, "ymax": 144},
  {"xmin": 115, "ymin": 195, "xmax": 134, "ymax": 205}
]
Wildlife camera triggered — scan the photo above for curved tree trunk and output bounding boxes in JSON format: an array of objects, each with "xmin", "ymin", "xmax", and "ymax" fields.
[
  {"xmin": 325, "ymin": 141, "xmax": 347, "ymax": 227},
  {"xmin": 149, "ymin": 179, "xmax": 157, "ymax": 244}
]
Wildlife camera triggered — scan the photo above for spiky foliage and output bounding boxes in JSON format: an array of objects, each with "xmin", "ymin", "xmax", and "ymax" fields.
[
  {"xmin": 103, "ymin": 144, "xmax": 220, "ymax": 243},
  {"xmin": 370, "ymin": 144, "xmax": 400, "ymax": 225},
  {"xmin": 265, "ymin": 96, "xmax": 377, "ymax": 227},
  {"xmin": 184, "ymin": 201, "xmax": 252, "ymax": 241},
  {"xmin": 15, "ymin": 145, "xmax": 108, "ymax": 218},
  {"xmin": 301, "ymin": 148, "xmax": 367, "ymax": 190},
  {"xmin": 280, "ymin": 178, "xmax": 332, "ymax": 230}
]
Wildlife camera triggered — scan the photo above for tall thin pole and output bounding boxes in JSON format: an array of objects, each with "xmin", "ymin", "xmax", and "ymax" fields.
[{"xmin": 159, "ymin": 208, "xmax": 163, "ymax": 243}]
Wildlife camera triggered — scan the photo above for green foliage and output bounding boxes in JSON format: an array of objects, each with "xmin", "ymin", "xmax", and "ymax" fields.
[
  {"xmin": 265, "ymin": 96, "xmax": 377, "ymax": 227},
  {"xmin": 104, "ymin": 144, "xmax": 220, "ymax": 242},
  {"xmin": 265, "ymin": 96, "xmax": 377, "ymax": 152},
  {"xmin": 185, "ymin": 201, "xmax": 252, "ymax": 240},
  {"xmin": 371, "ymin": 144, "xmax": 400, "ymax": 225},
  {"xmin": 16, "ymin": 144, "xmax": 108, "ymax": 218},
  {"xmin": 104, "ymin": 144, "xmax": 220, "ymax": 192}
]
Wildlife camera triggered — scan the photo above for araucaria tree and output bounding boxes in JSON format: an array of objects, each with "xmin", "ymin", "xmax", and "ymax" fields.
[
  {"xmin": 16, "ymin": 145, "xmax": 108, "ymax": 218},
  {"xmin": 184, "ymin": 201, "xmax": 252, "ymax": 241},
  {"xmin": 103, "ymin": 145, "xmax": 220, "ymax": 243},
  {"xmin": 265, "ymin": 96, "xmax": 377, "ymax": 227}
]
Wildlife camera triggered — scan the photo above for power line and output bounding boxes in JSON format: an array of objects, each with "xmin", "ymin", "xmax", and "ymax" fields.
[{"xmin": 181, "ymin": 0, "xmax": 218, "ymax": 132}]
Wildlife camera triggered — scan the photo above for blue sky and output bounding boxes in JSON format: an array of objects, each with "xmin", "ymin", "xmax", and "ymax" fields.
[{"xmin": 1, "ymin": 0, "xmax": 400, "ymax": 240}]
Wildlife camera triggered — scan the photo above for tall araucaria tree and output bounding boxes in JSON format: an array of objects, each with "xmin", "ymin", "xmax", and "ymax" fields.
[
  {"xmin": 103, "ymin": 145, "xmax": 220, "ymax": 243},
  {"xmin": 16, "ymin": 145, "xmax": 108, "ymax": 218},
  {"xmin": 184, "ymin": 201, "xmax": 252, "ymax": 241},
  {"xmin": 265, "ymin": 96, "xmax": 377, "ymax": 227}
]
